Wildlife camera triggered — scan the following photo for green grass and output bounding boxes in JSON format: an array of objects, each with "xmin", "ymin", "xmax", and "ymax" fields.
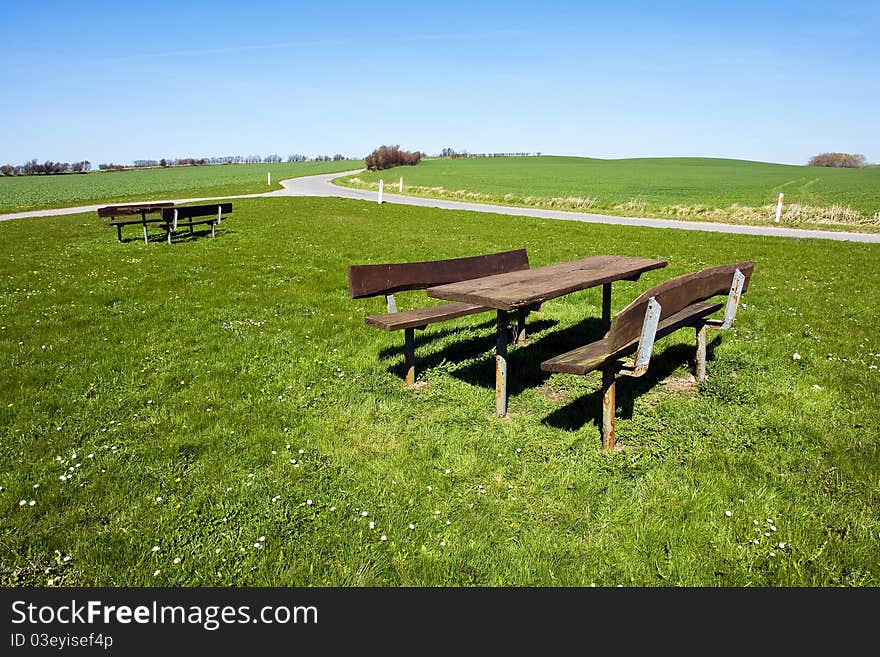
[
  {"xmin": 340, "ymin": 156, "xmax": 880, "ymax": 228},
  {"xmin": 1, "ymin": 198, "xmax": 878, "ymax": 586},
  {"xmin": 0, "ymin": 160, "xmax": 363, "ymax": 214}
]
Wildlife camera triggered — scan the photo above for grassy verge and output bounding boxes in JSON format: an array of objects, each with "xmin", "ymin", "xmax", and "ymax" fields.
[
  {"xmin": 1, "ymin": 197, "xmax": 878, "ymax": 586},
  {"xmin": 0, "ymin": 161, "xmax": 363, "ymax": 214},
  {"xmin": 337, "ymin": 156, "xmax": 880, "ymax": 232}
]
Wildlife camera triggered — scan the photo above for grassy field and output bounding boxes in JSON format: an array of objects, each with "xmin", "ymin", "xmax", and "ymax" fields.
[
  {"xmin": 1, "ymin": 197, "xmax": 878, "ymax": 586},
  {"xmin": 340, "ymin": 156, "xmax": 880, "ymax": 229},
  {"xmin": 0, "ymin": 160, "xmax": 362, "ymax": 214}
]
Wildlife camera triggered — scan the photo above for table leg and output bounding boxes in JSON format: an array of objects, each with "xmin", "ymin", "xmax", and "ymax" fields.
[
  {"xmin": 515, "ymin": 308, "xmax": 528, "ymax": 345},
  {"xmin": 601, "ymin": 363, "xmax": 616, "ymax": 450},
  {"xmin": 602, "ymin": 282, "xmax": 612, "ymax": 331},
  {"xmin": 496, "ymin": 309, "xmax": 509, "ymax": 417}
]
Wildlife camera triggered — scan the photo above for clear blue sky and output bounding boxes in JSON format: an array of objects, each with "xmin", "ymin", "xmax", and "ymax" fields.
[{"xmin": 2, "ymin": 0, "xmax": 877, "ymax": 165}]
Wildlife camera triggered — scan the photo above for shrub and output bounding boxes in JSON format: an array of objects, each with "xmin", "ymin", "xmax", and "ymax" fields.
[
  {"xmin": 364, "ymin": 145, "xmax": 421, "ymax": 171},
  {"xmin": 808, "ymin": 152, "xmax": 867, "ymax": 168}
]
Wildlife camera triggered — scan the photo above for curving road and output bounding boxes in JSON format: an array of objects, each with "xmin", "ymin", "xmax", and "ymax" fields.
[{"xmin": 2, "ymin": 168, "xmax": 879, "ymax": 244}]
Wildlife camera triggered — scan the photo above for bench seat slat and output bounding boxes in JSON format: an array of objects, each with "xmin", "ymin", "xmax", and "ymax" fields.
[
  {"xmin": 364, "ymin": 302, "xmax": 490, "ymax": 331},
  {"xmin": 542, "ymin": 300, "xmax": 723, "ymax": 375}
]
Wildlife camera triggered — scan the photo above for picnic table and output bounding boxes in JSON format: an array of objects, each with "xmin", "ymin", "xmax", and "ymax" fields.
[{"xmin": 426, "ymin": 255, "xmax": 667, "ymax": 416}]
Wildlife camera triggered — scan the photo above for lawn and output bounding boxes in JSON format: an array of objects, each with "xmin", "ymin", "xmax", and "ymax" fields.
[
  {"xmin": 340, "ymin": 156, "xmax": 880, "ymax": 228},
  {"xmin": 0, "ymin": 160, "xmax": 363, "ymax": 214},
  {"xmin": 1, "ymin": 197, "xmax": 878, "ymax": 586}
]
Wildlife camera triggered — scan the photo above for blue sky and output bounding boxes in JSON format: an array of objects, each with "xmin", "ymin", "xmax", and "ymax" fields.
[{"xmin": 1, "ymin": 0, "xmax": 877, "ymax": 165}]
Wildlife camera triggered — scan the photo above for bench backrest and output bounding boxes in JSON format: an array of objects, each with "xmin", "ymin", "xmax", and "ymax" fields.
[
  {"xmin": 347, "ymin": 249, "xmax": 530, "ymax": 299},
  {"xmin": 608, "ymin": 261, "xmax": 755, "ymax": 353},
  {"xmin": 97, "ymin": 202, "xmax": 174, "ymax": 217},
  {"xmin": 161, "ymin": 203, "xmax": 233, "ymax": 221}
]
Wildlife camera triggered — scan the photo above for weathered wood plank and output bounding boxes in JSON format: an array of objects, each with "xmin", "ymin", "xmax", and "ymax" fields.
[
  {"xmin": 608, "ymin": 262, "xmax": 753, "ymax": 353},
  {"xmin": 97, "ymin": 203, "xmax": 173, "ymax": 217},
  {"xmin": 348, "ymin": 249, "xmax": 529, "ymax": 299},
  {"xmin": 541, "ymin": 300, "xmax": 724, "ymax": 375},
  {"xmin": 426, "ymin": 255, "xmax": 667, "ymax": 310},
  {"xmin": 364, "ymin": 302, "xmax": 489, "ymax": 331}
]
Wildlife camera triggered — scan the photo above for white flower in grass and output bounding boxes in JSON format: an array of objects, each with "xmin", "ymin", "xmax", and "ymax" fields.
[
  {"xmin": 153, "ymin": 570, "xmax": 161, "ymax": 577},
  {"xmin": 59, "ymin": 475, "xmax": 67, "ymax": 482},
  {"xmin": 29, "ymin": 500, "xmax": 35, "ymax": 506},
  {"xmin": 444, "ymin": 469, "xmax": 450, "ymax": 475},
  {"xmin": 753, "ymin": 520, "xmax": 759, "ymax": 525},
  {"xmin": 155, "ymin": 496, "xmax": 162, "ymax": 502},
  {"xmin": 440, "ymin": 540, "xmax": 446, "ymax": 547},
  {"xmin": 779, "ymin": 543, "xmax": 786, "ymax": 549},
  {"xmin": 725, "ymin": 510, "xmax": 732, "ymax": 517},
  {"xmin": 173, "ymin": 557, "xmax": 181, "ymax": 564},
  {"xmin": 380, "ymin": 535, "xmax": 387, "ymax": 542},
  {"xmin": 361, "ymin": 511, "xmax": 369, "ymax": 517},
  {"xmin": 769, "ymin": 551, "xmax": 776, "ymax": 557},
  {"xmin": 408, "ymin": 524, "xmax": 415, "ymax": 530},
  {"xmin": 19, "ymin": 500, "xmax": 26, "ymax": 506},
  {"xmin": 434, "ymin": 510, "xmax": 441, "ymax": 515},
  {"xmin": 259, "ymin": 536, "xmax": 265, "ymax": 542},
  {"xmin": 792, "ymin": 353, "xmax": 801, "ymax": 360},
  {"xmin": 368, "ymin": 521, "xmax": 375, "ymax": 530},
  {"xmin": 33, "ymin": 484, "xmax": 39, "ymax": 489},
  {"xmin": 329, "ymin": 506, "xmax": 336, "ymax": 512},
  {"xmin": 306, "ymin": 499, "xmax": 313, "ymax": 506},
  {"xmin": 770, "ymin": 525, "xmax": 777, "ymax": 532},
  {"xmin": 152, "ymin": 546, "xmax": 160, "ymax": 553},
  {"xmin": 427, "ymin": 486, "xmax": 432, "ymax": 492},
  {"xmin": 764, "ymin": 532, "xmax": 771, "ymax": 537},
  {"xmin": 446, "ymin": 520, "xmax": 451, "ymax": 526},
  {"xmin": 298, "ymin": 449, "xmax": 305, "ymax": 455}
]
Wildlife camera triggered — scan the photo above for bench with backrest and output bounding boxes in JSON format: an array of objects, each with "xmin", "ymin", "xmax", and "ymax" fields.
[
  {"xmin": 541, "ymin": 261, "xmax": 755, "ymax": 449},
  {"xmin": 98, "ymin": 203, "xmax": 175, "ymax": 243},
  {"xmin": 348, "ymin": 249, "xmax": 534, "ymax": 385},
  {"xmin": 159, "ymin": 203, "xmax": 232, "ymax": 244}
]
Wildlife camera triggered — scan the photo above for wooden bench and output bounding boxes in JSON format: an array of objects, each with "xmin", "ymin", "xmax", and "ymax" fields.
[
  {"xmin": 159, "ymin": 203, "xmax": 232, "ymax": 244},
  {"xmin": 541, "ymin": 261, "xmax": 755, "ymax": 449},
  {"xmin": 98, "ymin": 203, "xmax": 175, "ymax": 243},
  {"xmin": 348, "ymin": 249, "xmax": 534, "ymax": 385}
]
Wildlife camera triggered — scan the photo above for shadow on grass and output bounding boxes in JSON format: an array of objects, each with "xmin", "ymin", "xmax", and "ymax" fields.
[
  {"xmin": 542, "ymin": 335, "xmax": 722, "ymax": 432},
  {"xmin": 441, "ymin": 316, "xmax": 610, "ymax": 396},
  {"xmin": 383, "ymin": 317, "xmax": 560, "ymax": 380}
]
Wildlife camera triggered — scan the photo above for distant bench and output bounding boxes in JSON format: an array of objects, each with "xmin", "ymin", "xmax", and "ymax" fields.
[
  {"xmin": 98, "ymin": 203, "xmax": 175, "ymax": 243},
  {"xmin": 348, "ymin": 249, "xmax": 536, "ymax": 385},
  {"xmin": 159, "ymin": 203, "xmax": 232, "ymax": 244},
  {"xmin": 541, "ymin": 262, "xmax": 754, "ymax": 449}
]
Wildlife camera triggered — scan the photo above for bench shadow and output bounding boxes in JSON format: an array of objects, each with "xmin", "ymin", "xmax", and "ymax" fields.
[
  {"xmin": 442, "ymin": 316, "xmax": 610, "ymax": 395},
  {"xmin": 543, "ymin": 335, "xmax": 722, "ymax": 432},
  {"xmin": 384, "ymin": 317, "xmax": 561, "ymax": 380}
]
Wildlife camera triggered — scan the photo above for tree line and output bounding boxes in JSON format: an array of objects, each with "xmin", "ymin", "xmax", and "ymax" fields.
[{"xmin": 0, "ymin": 154, "xmax": 353, "ymax": 176}]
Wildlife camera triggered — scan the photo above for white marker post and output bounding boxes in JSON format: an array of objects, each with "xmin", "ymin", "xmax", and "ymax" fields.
[
  {"xmin": 775, "ymin": 192, "xmax": 784, "ymax": 223},
  {"xmin": 378, "ymin": 179, "xmax": 384, "ymax": 204},
  {"xmin": 268, "ymin": 172, "xmax": 271, "ymax": 186},
  {"xmin": 399, "ymin": 177, "xmax": 403, "ymax": 193}
]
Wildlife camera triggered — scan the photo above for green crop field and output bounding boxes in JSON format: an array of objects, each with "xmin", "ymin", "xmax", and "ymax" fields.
[
  {"xmin": 0, "ymin": 160, "xmax": 362, "ymax": 214},
  {"xmin": 340, "ymin": 156, "xmax": 880, "ymax": 229},
  {"xmin": 1, "ymin": 198, "xmax": 878, "ymax": 586}
]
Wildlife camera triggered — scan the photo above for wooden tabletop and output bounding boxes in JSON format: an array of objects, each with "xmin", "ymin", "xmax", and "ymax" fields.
[{"xmin": 426, "ymin": 255, "xmax": 667, "ymax": 310}]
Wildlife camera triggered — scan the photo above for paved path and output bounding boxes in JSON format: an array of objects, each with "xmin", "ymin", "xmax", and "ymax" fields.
[{"xmin": 3, "ymin": 169, "xmax": 879, "ymax": 244}]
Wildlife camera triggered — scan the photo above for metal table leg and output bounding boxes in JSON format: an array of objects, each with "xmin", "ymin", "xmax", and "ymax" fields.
[{"xmin": 495, "ymin": 309, "xmax": 509, "ymax": 417}]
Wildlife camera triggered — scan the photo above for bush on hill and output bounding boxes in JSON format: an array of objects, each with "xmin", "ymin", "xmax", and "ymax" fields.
[
  {"xmin": 364, "ymin": 145, "xmax": 421, "ymax": 171},
  {"xmin": 808, "ymin": 152, "xmax": 867, "ymax": 168}
]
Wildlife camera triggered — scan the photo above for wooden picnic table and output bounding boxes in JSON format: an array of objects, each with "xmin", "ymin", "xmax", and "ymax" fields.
[{"xmin": 426, "ymin": 255, "xmax": 667, "ymax": 416}]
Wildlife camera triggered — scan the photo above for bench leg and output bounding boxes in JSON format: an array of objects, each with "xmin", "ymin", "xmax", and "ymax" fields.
[
  {"xmin": 142, "ymin": 221, "xmax": 149, "ymax": 243},
  {"xmin": 116, "ymin": 225, "xmax": 122, "ymax": 242},
  {"xmin": 189, "ymin": 224, "xmax": 194, "ymax": 235},
  {"xmin": 211, "ymin": 223, "xmax": 216, "ymax": 238},
  {"xmin": 496, "ymin": 310, "xmax": 509, "ymax": 417},
  {"xmin": 601, "ymin": 364, "xmax": 616, "ymax": 450},
  {"xmin": 695, "ymin": 324, "xmax": 707, "ymax": 382},
  {"xmin": 167, "ymin": 228, "xmax": 172, "ymax": 245},
  {"xmin": 403, "ymin": 327, "xmax": 416, "ymax": 386}
]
